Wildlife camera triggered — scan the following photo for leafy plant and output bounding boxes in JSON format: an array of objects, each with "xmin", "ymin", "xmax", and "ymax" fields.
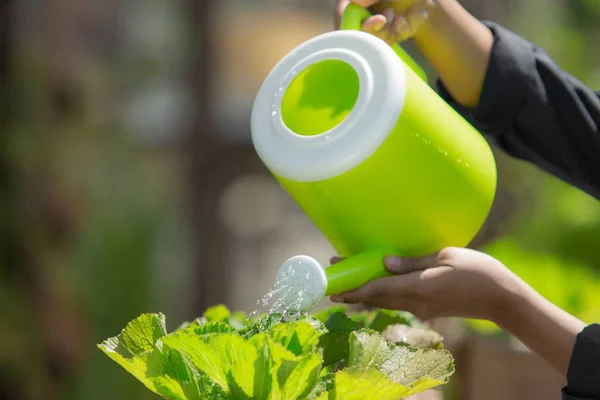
[{"xmin": 99, "ymin": 305, "xmax": 454, "ymax": 400}]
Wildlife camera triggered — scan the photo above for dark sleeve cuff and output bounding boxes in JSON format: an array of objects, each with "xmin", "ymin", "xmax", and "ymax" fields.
[
  {"xmin": 562, "ymin": 392, "xmax": 598, "ymax": 400},
  {"xmin": 562, "ymin": 324, "xmax": 600, "ymax": 399},
  {"xmin": 436, "ymin": 21, "xmax": 538, "ymax": 135}
]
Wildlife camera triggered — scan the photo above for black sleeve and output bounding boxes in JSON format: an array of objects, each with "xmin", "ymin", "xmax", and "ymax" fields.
[
  {"xmin": 436, "ymin": 22, "xmax": 600, "ymax": 200},
  {"xmin": 562, "ymin": 324, "xmax": 600, "ymax": 400},
  {"xmin": 433, "ymin": 23, "xmax": 600, "ymax": 398}
]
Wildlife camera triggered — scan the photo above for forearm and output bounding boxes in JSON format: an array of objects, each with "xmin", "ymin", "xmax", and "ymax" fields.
[
  {"xmin": 412, "ymin": 0, "xmax": 493, "ymax": 108},
  {"xmin": 495, "ymin": 282, "xmax": 586, "ymax": 377}
]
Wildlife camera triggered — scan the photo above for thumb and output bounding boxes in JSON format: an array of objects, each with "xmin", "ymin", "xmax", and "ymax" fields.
[
  {"xmin": 401, "ymin": 0, "xmax": 433, "ymax": 38},
  {"xmin": 335, "ymin": 0, "xmax": 380, "ymax": 30},
  {"xmin": 384, "ymin": 252, "xmax": 440, "ymax": 274}
]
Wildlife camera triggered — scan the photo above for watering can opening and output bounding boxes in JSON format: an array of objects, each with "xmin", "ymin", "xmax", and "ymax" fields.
[
  {"xmin": 281, "ymin": 59, "xmax": 360, "ymax": 137},
  {"xmin": 251, "ymin": 29, "xmax": 408, "ymax": 183}
]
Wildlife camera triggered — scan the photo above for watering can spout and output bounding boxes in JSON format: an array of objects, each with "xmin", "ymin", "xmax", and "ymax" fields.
[{"xmin": 272, "ymin": 250, "xmax": 392, "ymax": 311}]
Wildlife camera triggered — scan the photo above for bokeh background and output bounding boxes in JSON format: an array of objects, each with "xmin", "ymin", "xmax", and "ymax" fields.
[{"xmin": 1, "ymin": 0, "xmax": 600, "ymax": 399}]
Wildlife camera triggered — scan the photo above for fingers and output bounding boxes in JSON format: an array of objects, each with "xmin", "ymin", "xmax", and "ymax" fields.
[
  {"xmin": 329, "ymin": 275, "xmax": 429, "ymax": 317},
  {"xmin": 329, "ymin": 273, "xmax": 436, "ymax": 320},
  {"xmin": 357, "ymin": 7, "xmax": 412, "ymax": 45},
  {"xmin": 366, "ymin": 1, "xmax": 433, "ymax": 44},
  {"xmin": 331, "ymin": 274, "xmax": 415, "ymax": 304},
  {"xmin": 330, "ymin": 256, "xmax": 345, "ymax": 264},
  {"xmin": 361, "ymin": 15, "xmax": 387, "ymax": 35},
  {"xmin": 397, "ymin": 0, "xmax": 432, "ymax": 41},
  {"xmin": 384, "ymin": 251, "xmax": 440, "ymax": 274},
  {"xmin": 335, "ymin": 0, "xmax": 387, "ymax": 32},
  {"xmin": 331, "ymin": 250, "xmax": 440, "ymax": 277},
  {"xmin": 335, "ymin": 0, "xmax": 431, "ymax": 44}
]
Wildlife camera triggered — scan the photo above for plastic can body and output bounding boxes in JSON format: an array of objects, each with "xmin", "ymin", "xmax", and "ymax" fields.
[{"xmin": 251, "ymin": 30, "xmax": 497, "ymax": 258}]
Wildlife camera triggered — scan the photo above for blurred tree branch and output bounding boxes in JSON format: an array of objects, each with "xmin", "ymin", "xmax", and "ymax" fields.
[
  {"xmin": 0, "ymin": 2, "xmax": 29, "ymax": 399},
  {"xmin": 184, "ymin": 0, "xmax": 275, "ymax": 315},
  {"xmin": 0, "ymin": 0, "xmax": 94, "ymax": 398},
  {"xmin": 184, "ymin": 0, "xmax": 233, "ymax": 314}
]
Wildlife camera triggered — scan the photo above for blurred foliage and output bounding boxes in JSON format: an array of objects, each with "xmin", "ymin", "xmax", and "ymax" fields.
[
  {"xmin": 566, "ymin": 0, "xmax": 600, "ymax": 31},
  {"xmin": 1, "ymin": 8, "xmax": 185, "ymax": 399},
  {"xmin": 466, "ymin": 0, "xmax": 600, "ymax": 335},
  {"xmin": 468, "ymin": 176, "xmax": 600, "ymax": 334}
]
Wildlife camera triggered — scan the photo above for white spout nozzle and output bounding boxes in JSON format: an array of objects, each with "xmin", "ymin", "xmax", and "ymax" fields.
[{"xmin": 273, "ymin": 255, "xmax": 328, "ymax": 312}]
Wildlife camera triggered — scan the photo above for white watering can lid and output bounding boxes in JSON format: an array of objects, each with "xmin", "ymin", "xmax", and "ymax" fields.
[{"xmin": 251, "ymin": 29, "xmax": 407, "ymax": 183}]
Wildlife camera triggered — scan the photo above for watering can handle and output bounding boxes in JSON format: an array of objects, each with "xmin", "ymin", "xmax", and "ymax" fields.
[{"xmin": 341, "ymin": 3, "xmax": 428, "ymax": 82}]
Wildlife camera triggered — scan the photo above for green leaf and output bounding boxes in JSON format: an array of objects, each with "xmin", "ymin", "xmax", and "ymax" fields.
[
  {"xmin": 102, "ymin": 313, "xmax": 167, "ymax": 357},
  {"xmin": 162, "ymin": 331, "xmax": 256, "ymax": 393},
  {"xmin": 264, "ymin": 320, "xmax": 321, "ymax": 355},
  {"xmin": 227, "ymin": 360, "xmax": 256, "ymax": 399},
  {"xmin": 278, "ymin": 352, "xmax": 322, "ymax": 400},
  {"xmin": 203, "ymin": 305, "xmax": 231, "ymax": 322},
  {"xmin": 98, "ymin": 314, "xmax": 175, "ymax": 397},
  {"xmin": 240, "ymin": 313, "xmax": 285, "ymax": 339},
  {"xmin": 348, "ymin": 330, "xmax": 454, "ymax": 394},
  {"xmin": 302, "ymin": 315, "xmax": 328, "ymax": 335},
  {"xmin": 314, "ymin": 307, "xmax": 419, "ymax": 333},
  {"xmin": 194, "ymin": 321, "xmax": 237, "ymax": 335},
  {"xmin": 367, "ymin": 310, "xmax": 420, "ymax": 332},
  {"xmin": 226, "ymin": 337, "xmax": 274, "ymax": 399},
  {"xmin": 230, "ymin": 311, "xmax": 249, "ymax": 330},
  {"xmin": 98, "ymin": 345, "xmax": 164, "ymax": 396},
  {"xmin": 319, "ymin": 312, "xmax": 363, "ymax": 366},
  {"xmin": 382, "ymin": 324, "xmax": 444, "ymax": 349},
  {"xmin": 99, "ymin": 315, "xmax": 227, "ymax": 400},
  {"xmin": 159, "ymin": 348, "xmax": 226, "ymax": 400},
  {"xmin": 325, "ymin": 312, "xmax": 363, "ymax": 332},
  {"xmin": 308, "ymin": 372, "xmax": 335, "ymax": 399},
  {"xmin": 314, "ymin": 368, "xmax": 410, "ymax": 400},
  {"xmin": 100, "ymin": 306, "xmax": 455, "ymax": 400},
  {"xmin": 224, "ymin": 334, "xmax": 321, "ymax": 400},
  {"xmin": 263, "ymin": 337, "xmax": 322, "ymax": 400},
  {"xmin": 313, "ymin": 306, "xmax": 348, "ymax": 324},
  {"xmin": 253, "ymin": 343, "xmax": 273, "ymax": 399}
]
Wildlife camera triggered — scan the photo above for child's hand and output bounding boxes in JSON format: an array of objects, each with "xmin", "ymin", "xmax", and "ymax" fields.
[
  {"xmin": 334, "ymin": 0, "xmax": 435, "ymax": 45},
  {"xmin": 329, "ymin": 247, "xmax": 527, "ymax": 323}
]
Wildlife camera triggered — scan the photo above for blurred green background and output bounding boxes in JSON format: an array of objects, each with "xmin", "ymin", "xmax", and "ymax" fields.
[{"xmin": 0, "ymin": 0, "xmax": 599, "ymax": 399}]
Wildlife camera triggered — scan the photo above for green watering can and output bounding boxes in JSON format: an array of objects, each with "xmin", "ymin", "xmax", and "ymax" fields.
[{"xmin": 250, "ymin": 4, "xmax": 497, "ymax": 311}]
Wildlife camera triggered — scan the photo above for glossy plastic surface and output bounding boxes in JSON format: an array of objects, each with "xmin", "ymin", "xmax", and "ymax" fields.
[
  {"xmin": 324, "ymin": 249, "xmax": 393, "ymax": 296},
  {"xmin": 254, "ymin": 4, "xmax": 497, "ymax": 299},
  {"xmin": 277, "ymin": 61, "xmax": 497, "ymax": 259}
]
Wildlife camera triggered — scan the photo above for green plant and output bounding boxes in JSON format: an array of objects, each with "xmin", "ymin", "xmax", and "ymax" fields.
[{"xmin": 99, "ymin": 305, "xmax": 455, "ymax": 400}]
